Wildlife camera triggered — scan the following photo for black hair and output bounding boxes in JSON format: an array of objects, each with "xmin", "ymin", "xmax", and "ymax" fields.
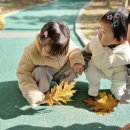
[
  {"xmin": 100, "ymin": 7, "xmax": 129, "ymax": 41},
  {"xmin": 39, "ymin": 21, "xmax": 70, "ymax": 56},
  {"xmin": 128, "ymin": 12, "xmax": 130, "ymax": 24}
]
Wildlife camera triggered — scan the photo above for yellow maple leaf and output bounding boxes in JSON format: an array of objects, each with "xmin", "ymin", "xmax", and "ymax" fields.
[
  {"xmin": 84, "ymin": 92, "xmax": 118, "ymax": 114},
  {"xmin": 44, "ymin": 81, "xmax": 77, "ymax": 106}
]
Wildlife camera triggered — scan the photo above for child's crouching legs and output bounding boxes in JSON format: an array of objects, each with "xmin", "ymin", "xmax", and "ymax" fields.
[
  {"xmin": 60, "ymin": 68, "xmax": 78, "ymax": 82},
  {"xmin": 111, "ymin": 71, "xmax": 127, "ymax": 100},
  {"xmin": 85, "ymin": 65, "xmax": 103, "ymax": 97},
  {"xmin": 54, "ymin": 61, "xmax": 78, "ymax": 83},
  {"xmin": 32, "ymin": 66, "xmax": 54, "ymax": 93}
]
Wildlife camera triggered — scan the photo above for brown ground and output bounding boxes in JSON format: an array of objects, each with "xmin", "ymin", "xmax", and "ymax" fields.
[
  {"xmin": 0, "ymin": 0, "xmax": 52, "ymax": 14},
  {"xmin": 80, "ymin": 0, "xmax": 130, "ymax": 39}
]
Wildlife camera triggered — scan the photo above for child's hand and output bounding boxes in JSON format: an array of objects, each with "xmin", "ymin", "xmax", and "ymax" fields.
[
  {"xmin": 73, "ymin": 63, "xmax": 83, "ymax": 75},
  {"xmin": 27, "ymin": 91, "xmax": 45, "ymax": 108}
]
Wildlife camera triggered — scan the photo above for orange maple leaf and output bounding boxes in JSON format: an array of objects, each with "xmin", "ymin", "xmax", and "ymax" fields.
[{"xmin": 84, "ymin": 92, "xmax": 118, "ymax": 114}]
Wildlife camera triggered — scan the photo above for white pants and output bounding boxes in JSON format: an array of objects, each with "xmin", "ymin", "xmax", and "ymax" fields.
[
  {"xmin": 85, "ymin": 65, "xmax": 128, "ymax": 100},
  {"xmin": 121, "ymin": 75, "xmax": 130, "ymax": 102}
]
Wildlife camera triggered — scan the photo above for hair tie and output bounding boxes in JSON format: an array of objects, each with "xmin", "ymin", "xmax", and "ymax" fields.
[{"xmin": 44, "ymin": 31, "xmax": 48, "ymax": 38}]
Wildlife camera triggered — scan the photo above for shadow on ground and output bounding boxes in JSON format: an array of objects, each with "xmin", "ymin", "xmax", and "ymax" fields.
[
  {"xmin": 6, "ymin": 123, "xmax": 120, "ymax": 130},
  {"xmin": 0, "ymin": 81, "xmax": 47, "ymax": 120},
  {"xmin": 0, "ymin": 81, "xmax": 112, "ymax": 120}
]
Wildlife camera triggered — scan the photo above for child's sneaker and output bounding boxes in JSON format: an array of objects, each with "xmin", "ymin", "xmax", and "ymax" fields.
[{"xmin": 88, "ymin": 86, "xmax": 99, "ymax": 97}]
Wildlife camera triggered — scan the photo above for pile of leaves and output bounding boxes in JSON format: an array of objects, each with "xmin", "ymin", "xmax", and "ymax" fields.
[
  {"xmin": 44, "ymin": 81, "xmax": 77, "ymax": 106},
  {"xmin": 84, "ymin": 92, "xmax": 118, "ymax": 114}
]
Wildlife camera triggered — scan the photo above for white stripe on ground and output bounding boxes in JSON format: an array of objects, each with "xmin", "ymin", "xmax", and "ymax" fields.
[{"xmin": 0, "ymin": 31, "xmax": 37, "ymax": 38}]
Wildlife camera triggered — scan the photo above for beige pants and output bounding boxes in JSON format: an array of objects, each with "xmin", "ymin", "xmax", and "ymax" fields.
[{"xmin": 32, "ymin": 61, "xmax": 78, "ymax": 93}]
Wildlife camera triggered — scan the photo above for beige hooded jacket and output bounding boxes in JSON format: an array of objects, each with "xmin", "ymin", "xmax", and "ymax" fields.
[{"xmin": 17, "ymin": 34, "xmax": 85, "ymax": 105}]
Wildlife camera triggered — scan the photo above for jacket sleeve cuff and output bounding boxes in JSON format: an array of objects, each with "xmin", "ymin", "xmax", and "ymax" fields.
[{"xmin": 69, "ymin": 57, "xmax": 85, "ymax": 68}]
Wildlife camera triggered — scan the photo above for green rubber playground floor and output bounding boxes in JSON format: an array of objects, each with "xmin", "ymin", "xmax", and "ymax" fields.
[{"xmin": 0, "ymin": 0, "xmax": 130, "ymax": 130}]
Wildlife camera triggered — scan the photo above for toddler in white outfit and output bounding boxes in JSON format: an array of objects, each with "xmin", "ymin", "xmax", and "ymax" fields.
[{"xmin": 84, "ymin": 7, "xmax": 130, "ymax": 100}]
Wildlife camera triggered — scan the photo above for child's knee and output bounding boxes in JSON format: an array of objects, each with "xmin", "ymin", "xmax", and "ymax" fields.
[
  {"xmin": 60, "ymin": 68, "xmax": 78, "ymax": 82},
  {"xmin": 32, "ymin": 66, "xmax": 46, "ymax": 79},
  {"xmin": 32, "ymin": 66, "xmax": 53, "ymax": 81},
  {"xmin": 32, "ymin": 66, "xmax": 53, "ymax": 93},
  {"xmin": 85, "ymin": 66, "xmax": 102, "ymax": 83}
]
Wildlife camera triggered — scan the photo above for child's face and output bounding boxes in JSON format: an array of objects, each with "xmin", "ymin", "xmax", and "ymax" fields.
[{"xmin": 98, "ymin": 21, "xmax": 119, "ymax": 46}]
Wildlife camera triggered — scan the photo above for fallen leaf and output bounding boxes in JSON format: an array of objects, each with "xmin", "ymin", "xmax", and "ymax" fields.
[
  {"xmin": 84, "ymin": 92, "xmax": 118, "ymax": 114},
  {"xmin": 44, "ymin": 81, "xmax": 77, "ymax": 106},
  {"xmin": 84, "ymin": 98, "xmax": 95, "ymax": 106}
]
